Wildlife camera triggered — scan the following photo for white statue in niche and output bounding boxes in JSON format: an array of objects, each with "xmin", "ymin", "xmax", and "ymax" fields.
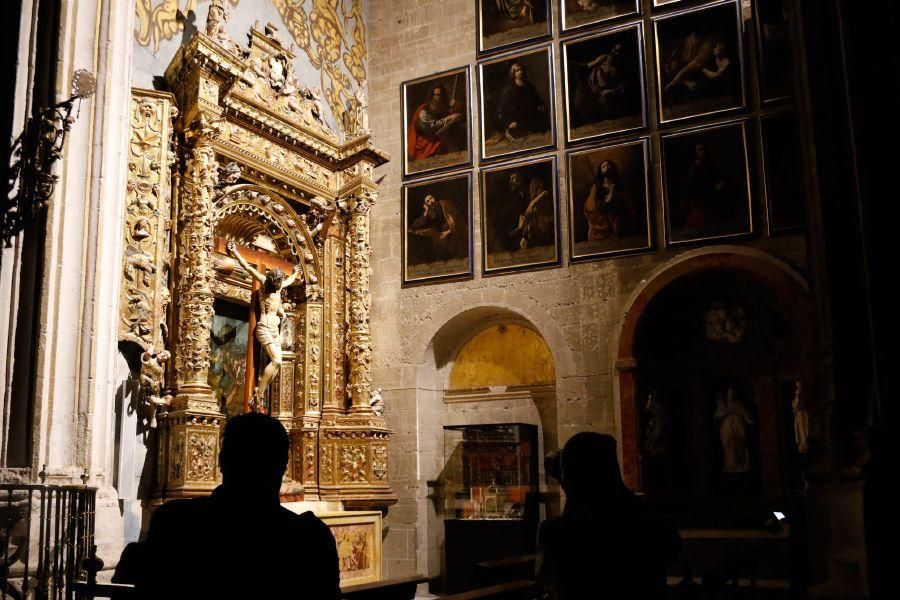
[
  {"xmin": 226, "ymin": 240, "xmax": 302, "ymax": 411},
  {"xmin": 714, "ymin": 386, "xmax": 755, "ymax": 473},
  {"xmin": 369, "ymin": 387, "xmax": 384, "ymax": 416},
  {"xmin": 792, "ymin": 380, "xmax": 809, "ymax": 453}
]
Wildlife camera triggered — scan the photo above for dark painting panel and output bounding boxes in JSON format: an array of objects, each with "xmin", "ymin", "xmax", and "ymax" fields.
[
  {"xmin": 481, "ymin": 156, "xmax": 560, "ymax": 273},
  {"xmin": 403, "ymin": 173, "xmax": 473, "ymax": 285},
  {"xmin": 479, "ymin": 47, "xmax": 556, "ymax": 161},
  {"xmin": 561, "ymin": 0, "xmax": 640, "ymax": 32},
  {"xmin": 402, "ymin": 67, "xmax": 473, "ymax": 178},
  {"xmin": 563, "ymin": 24, "xmax": 646, "ymax": 143},
  {"xmin": 762, "ymin": 112, "xmax": 805, "ymax": 232},
  {"xmin": 654, "ymin": 1, "xmax": 745, "ymax": 123},
  {"xmin": 756, "ymin": 0, "xmax": 793, "ymax": 101},
  {"xmin": 567, "ymin": 139, "xmax": 653, "ymax": 260},
  {"xmin": 478, "ymin": 0, "xmax": 551, "ymax": 54},
  {"xmin": 662, "ymin": 121, "xmax": 753, "ymax": 244}
]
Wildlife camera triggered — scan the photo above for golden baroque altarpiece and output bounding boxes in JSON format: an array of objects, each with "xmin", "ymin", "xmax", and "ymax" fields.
[{"xmin": 119, "ymin": 13, "xmax": 393, "ymax": 511}]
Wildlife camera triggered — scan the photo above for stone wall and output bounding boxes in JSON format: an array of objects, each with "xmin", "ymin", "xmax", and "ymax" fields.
[{"xmin": 366, "ymin": 0, "xmax": 809, "ymax": 583}]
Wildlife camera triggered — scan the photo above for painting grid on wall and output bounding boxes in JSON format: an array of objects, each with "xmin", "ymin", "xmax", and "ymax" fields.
[
  {"xmin": 402, "ymin": 172, "xmax": 474, "ymax": 286},
  {"xmin": 477, "ymin": 0, "xmax": 552, "ymax": 55},
  {"xmin": 402, "ymin": 66, "xmax": 473, "ymax": 179},
  {"xmin": 761, "ymin": 111, "xmax": 805, "ymax": 233},
  {"xmin": 567, "ymin": 138, "xmax": 654, "ymax": 261},
  {"xmin": 480, "ymin": 155, "xmax": 560, "ymax": 275},
  {"xmin": 561, "ymin": 0, "xmax": 641, "ymax": 33},
  {"xmin": 653, "ymin": 0, "xmax": 746, "ymax": 123},
  {"xmin": 478, "ymin": 45, "xmax": 557, "ymax": 161},
  {"xmin": 661, "ymin": 120, "xmax": 753, "ymax": 245},
  {"xmin": 561, "ymin": 22, "xmax": 647, "ymax": 144}
]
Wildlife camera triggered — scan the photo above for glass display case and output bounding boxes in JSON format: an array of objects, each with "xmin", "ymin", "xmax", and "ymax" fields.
[{"xmin": 442, "ymin": 423, "xmax": 538, "ymax": 520}]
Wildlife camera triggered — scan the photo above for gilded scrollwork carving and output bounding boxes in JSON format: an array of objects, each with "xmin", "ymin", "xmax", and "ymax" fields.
[
  {"xmin": 372, "ymin": 445, "xmax": 388, "ymax": 481},
  {"xmin": 234, "ymin": 24, "xmax": 337, "ymax": 140},
  {"xmin": 121, "ymin": 92, "xmax": 176, "ymax": 353},
  {"xmin": 187, "ymin": 432, "xmax": 217, "ymax": 481},
  {"xmin": 340, "ymin": 444, "xmax": 367, "ymax": 483}
]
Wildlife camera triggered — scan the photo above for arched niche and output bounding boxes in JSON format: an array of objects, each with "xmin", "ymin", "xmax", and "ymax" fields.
[
  {"xmin": 212, "ymin": 184, "xmax": 322, "ymax": 284},
  {"xmin": 205, "ymin": 184, "xmax": 320, "ymax": 418},
  {"xmin": 414, "ymin": 307, "xmax": 559, "ymax": 588},
  {"xmin": 447, "ymin": 324, "xmax": 556, "ymax": 392},
  {"xmin": 613, "ymin": 248, "xmax": 813, "ymax": 506}
]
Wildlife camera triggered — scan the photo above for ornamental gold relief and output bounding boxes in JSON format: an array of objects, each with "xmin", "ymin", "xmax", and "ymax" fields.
[{"xmin": 121, "ymin": 91, "xmax": 175, "ymax": 354}]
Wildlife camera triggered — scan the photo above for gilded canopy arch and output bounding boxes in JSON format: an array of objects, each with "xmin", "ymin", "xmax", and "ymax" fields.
[{"xmin": 212, "ymin": 183, "xmax": 323, "ymax": 286}]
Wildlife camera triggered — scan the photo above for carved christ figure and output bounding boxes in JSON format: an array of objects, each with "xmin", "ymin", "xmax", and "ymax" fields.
[{"xmin": 226, "ymin": 241, "xmax": 302, "ymax": 410}]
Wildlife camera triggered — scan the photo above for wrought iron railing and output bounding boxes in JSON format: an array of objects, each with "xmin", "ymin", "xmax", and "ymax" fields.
[{"xmin": 1, "ymin": 469, "xmax": 96, "ymax": 600}]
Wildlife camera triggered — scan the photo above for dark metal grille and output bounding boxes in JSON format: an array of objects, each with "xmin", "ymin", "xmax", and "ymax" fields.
[{"xmin": 1, "ymin": 482, "xmax": 96, "ymax": 600}]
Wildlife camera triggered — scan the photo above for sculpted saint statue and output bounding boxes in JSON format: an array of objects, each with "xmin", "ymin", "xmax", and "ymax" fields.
[
  {"xmin": 792, "ymin": 380, "xmax": 810, "ymax": 453},
  {"xmin": 226, "ymin": 241, "xmax": 302, "ymax": 411},
  {"xmin": 714, "ymin": 386, "xmax": 755, "ymax": 473}
]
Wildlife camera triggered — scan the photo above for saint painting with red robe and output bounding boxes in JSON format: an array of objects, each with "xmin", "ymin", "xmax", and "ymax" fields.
[{"xmin": 407, "ymin": 84, "xmax": 465, "ymax": 163}]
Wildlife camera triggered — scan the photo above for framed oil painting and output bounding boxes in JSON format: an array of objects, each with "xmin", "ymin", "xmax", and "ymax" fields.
[
  {"xmin": 402, "ymin": 172, "xmax": 474, "ymax": 285},
  {"xmin": 562, "ymin": 23, "xmax": 647, "ymax": 144},
  {"xmin": 661, "ymin": 121, "xmax": 753, "ymax": 245},
  {"xmin": 402, "ymin": 66, "xmax": 473, "ymax": 178},
  {"xmin": 756, "ymin": 0, "xmax": 793, "ymax": 102},
  {"xmin": 478, "ymin": 46, "xmax": 556, "ymax": 162},
  {"xmin": 654, "ymin": 1, "xmax": 745, "ymax": 123},
  {"xmin": 477, "ymin": 0, "xmax": 552, "ymax": 56},
  {"xmin": 319, "ymin": 511, "xmax": 383, "ymax": 587},
  {"xmin": 567, "ymin": 138, "xmax": 653, "ymax": 261},
  {"xmin": 761, "ymin": 112, "xmax": 805, "ymax": 233},
  {"xmin": 480, "ymin": 155, "xmax": 560, "ymax": 274},
  {"xmin": 561, "ymin": 0, "xmax": 640, "ymax": 33}
]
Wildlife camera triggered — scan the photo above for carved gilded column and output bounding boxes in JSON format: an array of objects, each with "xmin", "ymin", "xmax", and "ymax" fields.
[
  {"xmin": 162, "ymin": 118, "xmax": 224, "ymax": 497},
  {"xmin": 322, "ymin": 228, "xmax": 347, "ymax": 416},
  {"xmin": 344, "ymin": 189, "xmax": 375, "ymax": 414}
]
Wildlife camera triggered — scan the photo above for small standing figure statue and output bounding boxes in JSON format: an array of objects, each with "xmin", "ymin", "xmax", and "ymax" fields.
[
  {"xmin": 714, "ymin": 386, "xmax": 755, "ymax": 474},
  {"xmin": 140, "ymin": 349, "xmax": 172, "ymax": 429},
  {"xmin": 792, "ymin": 380, "xmax": 810, "ymax": 454},
  {"xmin": 369, "ymin": 387, "xmax": 384, "ymax": 417},
  {"xmin": 226, "ymin": 240, "xmax": 302, "ymax": 411}
]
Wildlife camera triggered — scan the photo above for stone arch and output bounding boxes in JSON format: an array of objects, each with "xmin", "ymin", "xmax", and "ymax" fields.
[
  {"xmin": 410, "ymin": 298, "xmax": 569, "ymax": 584},
  {"xmin": 612, "ymin": 246, "xmax": 813, "ymax": 490},
  {"xmin": 212, "ymin": 184, "xmax": 322, "ymax": 283}
]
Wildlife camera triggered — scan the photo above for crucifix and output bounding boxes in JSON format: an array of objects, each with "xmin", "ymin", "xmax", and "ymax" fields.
[{"xmin": 225, "ymin": 240, "xmax": 302, "ymax": 412}]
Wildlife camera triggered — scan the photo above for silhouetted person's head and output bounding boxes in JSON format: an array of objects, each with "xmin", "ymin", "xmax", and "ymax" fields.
[
  {"xmin": 560, "ymin": 432, "xmax": 628, "ymax": 505},
  {"xmin": 219, "ymin": 413, "xmax": 288, "ymax": 501}
]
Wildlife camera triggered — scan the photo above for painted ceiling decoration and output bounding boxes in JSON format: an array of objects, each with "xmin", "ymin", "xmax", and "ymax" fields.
[{"xmin": 134, "ymin": 0, "xmax": 367, "ymax": 135}]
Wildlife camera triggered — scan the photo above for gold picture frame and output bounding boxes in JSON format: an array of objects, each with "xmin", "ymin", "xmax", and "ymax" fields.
[
  {"xmin": 320, "ymin": 510, "xmax": 383, "ymax": 587},
  {"xmin": 401, "ymin": 66, "xmax": 473, "ymax": 179},
  {"xmin": 561, "ymin": 0, "xmax": 641, "ymax": 34},
  {"xmin": 477, "ymin": 45, "xmax": 557, "ymax": 162},
  {"xmin": 653, "ymin": 0, "xmax": 746, "ymax": 124},
  {"xmin": 660, "ymin": 120, "xmax": 754, "ymax": 246},
  {"xmin": 480, "ymin": 154, "xmax": 561, "ymax": 275}
]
